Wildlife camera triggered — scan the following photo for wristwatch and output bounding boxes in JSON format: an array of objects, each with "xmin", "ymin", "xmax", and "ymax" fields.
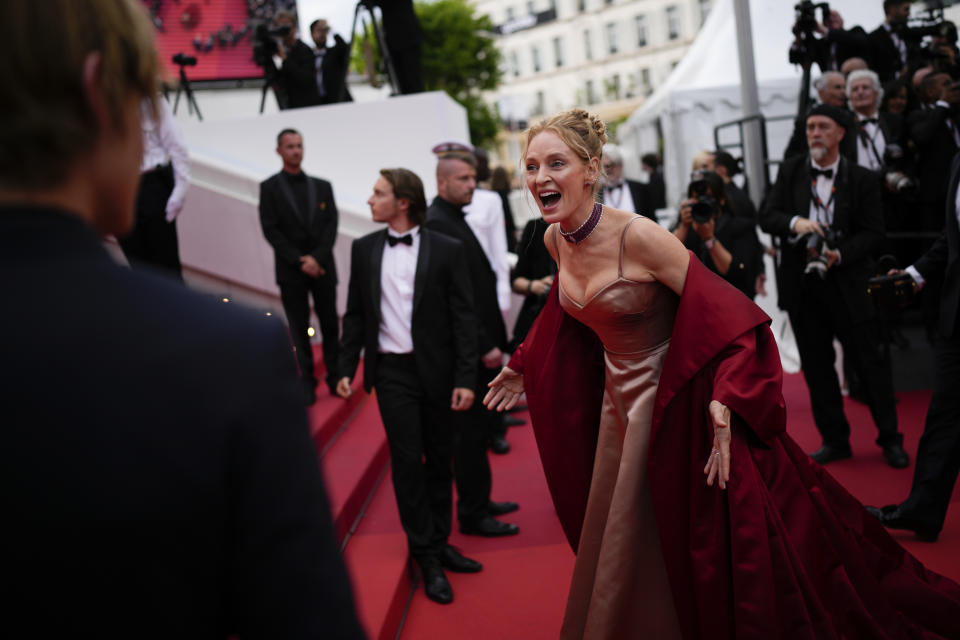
[{"xmin": 704, "ymin": 237, "xmax": 716, "ymax": 249}]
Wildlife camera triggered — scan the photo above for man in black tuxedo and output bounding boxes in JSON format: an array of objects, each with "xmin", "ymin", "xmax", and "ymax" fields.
[
  {"xmin": 760, "ymin": 105, "xmax": 909, "ymax": 468},
  {"xmin": 867, "ymin": 0, "xmax": 911, "ymax": 83},
  {"xmin": 338, "ymin": 168, "xmax": 481, "ymax": 604},
  {"xmin": 848, "ymin": 69, "xmax": 906, "ymax": 172},
  {"xmin": 1, "ymin": 1, "xmax": 363, "ymax": 636},
  {"xmin": 642, "ymin": 153, "xmax": 667, "ymax": 210},
  {"xmin": 600, "ymin": 144, "xmax": 654, "ymax": 220},
  {"xmin": 259, "ymin": 128, "xmax": 340, "ymax": 404},
  {"xmin": 310, "ymin": 18, "xmax": 352, "ymax": 104},
  {"xmin": 270, "ymin": 10, "xmax": 321, "ymax": 109},
  {"xmin": 868, "ymin": 151, "xmax": 960, "ymax": 542},
  {"xmin": 810, "ymin": 9, "xmax": 870, "ymax": 73},
  {"xmin": 425, "ymin": 151, "xmax": 519, "ymax": 537},
  {"xmin": 909, "ymin": 72, "xmax": 960, "ymax": 234}
]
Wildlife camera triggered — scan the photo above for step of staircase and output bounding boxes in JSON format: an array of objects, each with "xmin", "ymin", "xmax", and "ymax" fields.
[{"xmin": 343, "ymin": 469, "xmax": 414, "ymax": 640}]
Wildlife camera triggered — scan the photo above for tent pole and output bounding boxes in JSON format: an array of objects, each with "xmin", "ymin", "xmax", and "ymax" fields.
[{"xmin": 733, "ymin": 0, "xmax": 766, "ymax": 205}]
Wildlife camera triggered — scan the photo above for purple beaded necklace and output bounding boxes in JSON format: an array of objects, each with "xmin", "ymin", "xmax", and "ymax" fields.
[{"xmin": 559, "ymin": 202, "xmax": 603, "ymax": 244}]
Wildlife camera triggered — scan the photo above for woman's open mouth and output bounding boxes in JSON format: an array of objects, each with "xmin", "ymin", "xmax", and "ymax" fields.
[{"xmin": 539, "ymin": 191, "xmax": 561, "ymax": 210}]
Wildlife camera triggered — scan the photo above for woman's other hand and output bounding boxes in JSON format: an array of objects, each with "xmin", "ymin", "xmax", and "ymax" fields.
[
  {"xmin": 483, "ymin": 366, "xmax": 524, "ymax": 412},
  {"xmin": 703, "ymin": 400, "xmax": 732, "ymax": 490}
]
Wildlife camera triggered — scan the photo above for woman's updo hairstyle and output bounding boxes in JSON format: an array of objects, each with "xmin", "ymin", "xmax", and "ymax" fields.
[{"xmin": 523, "ymin": 109, "xmax": 608, "ymax": 188}]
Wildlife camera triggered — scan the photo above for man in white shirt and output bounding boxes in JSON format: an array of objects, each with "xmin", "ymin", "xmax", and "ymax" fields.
[
  {"xmin": 600, "ymin": 144, "xmax": 654, "ymax": 220},
  {"xmin": 337, "ymin": 168, "xmax": 480, "ymax": 604},
  {"xmin": 118, "ymin": 96, "xmax": 189, "ymax": 280}
]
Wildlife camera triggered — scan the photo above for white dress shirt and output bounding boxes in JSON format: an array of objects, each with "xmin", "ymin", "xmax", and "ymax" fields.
[
  {"xmin": 808, "ymin": 156, "xmax": 840, "ymax": 226},
  {"xmin": 603, "ymin": 180, "xmax": 636, "ymax": 214},
  {"xmin": 464, "ymin": 188, "xmax": 512, "ymax": 312},
  {"xmin": 141, "ymin": 97, "xmax": 190, "ymax": 221},
  {"xmin": 378, "ymin": 227, "xmax": 420, "ymax": 354},
  {"xmin": 855, "ymin": 113, "xmax": 886, "ymax": 172}
]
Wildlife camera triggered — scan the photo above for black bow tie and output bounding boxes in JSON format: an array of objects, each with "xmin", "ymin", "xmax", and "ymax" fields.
[
  {"xmin": 810, "ymin": 167, "xmax": 834, "ymax": 179},
  {"xmin": 387, "ymin": 234, "xmax": 413, "ymax": 247},
  {"xmin": 606, "ymin": 181, "xmax": 624, "ymax": 190},
  {"xmin": 859, "ymin": 117, "xmax": 878, "ymax": 126}
]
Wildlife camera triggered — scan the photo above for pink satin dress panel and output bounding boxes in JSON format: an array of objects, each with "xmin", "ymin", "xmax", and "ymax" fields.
[{"xmin": 556, "ymin": 217, "xmax": 682, "ymax": 640}]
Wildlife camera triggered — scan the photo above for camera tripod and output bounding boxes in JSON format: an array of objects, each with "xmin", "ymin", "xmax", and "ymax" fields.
[
  {"xmin": 173, "ymin": 63, "xmax": 202, "ymax": 121},
  {"xmin": 346, "ymin": 1, "xmax": 400, "ymax": 98}
]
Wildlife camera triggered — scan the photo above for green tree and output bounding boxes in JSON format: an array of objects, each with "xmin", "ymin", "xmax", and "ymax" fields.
[{"xmin": 352, "ymin": 0, "xmax": 504, "ymax": 148}]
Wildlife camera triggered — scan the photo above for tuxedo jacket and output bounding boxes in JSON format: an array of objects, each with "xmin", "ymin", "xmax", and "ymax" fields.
[
  {"xmin": 814, "ymin": 26, "xmax": 870, "ymax": 71},
  {"xmin": 339, "ymin": 227, "xmax": 478, "ymax": 402},
  {"xmin": 759, "ymin": 154, "xmax": 885, "ymax": 323},
  {"xmin": 599, "ymin": 179, "xmax": 656, "ymax": 221},
  {"xmin": 426, "ymin": 196, "xmax": 507, "ymax": 356},
  {"xmin": 867, "ymin": 26, "xmax": 904, "ymax": 83},
  {"xmin": 319, "ymin": 35, "xmax": 353, "ymax": 103},
  {"xmin": 259, "ymin": 171, "xmax": 339, "ymax": 285},
  {"xmin": 916, "ymin": 153, "xmax": 960, "ymax": 338},
  {"xmin": 1, "ymin": 207, "xmax": 363, "ymax": 638},
  {"xmin": 908, "ymin": 104, "xmax": 960, "ymax": 209},
  {"xmin": 278, "ymin": 39, "xmax": 321, "ymax": 108}
]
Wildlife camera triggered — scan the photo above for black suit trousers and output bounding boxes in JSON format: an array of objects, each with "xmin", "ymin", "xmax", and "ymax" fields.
[
  {"xmin": 901, "ymin": 330, "xmax": 960, "ymax": 531},
  {"xmin": 789, "ymin": 276, "xmax": 901, "ymax": 448},
  {"xmin": 454, "ymin": 362, "xmax": 496, "ymax": 525},
  {"xmin": 119, "ymin": 165, "xmax": 182, "ymax": 281},
  {"xmin": 374, "ymin": 354, "xmax": 452, "ymax": 565},
  {"xmin": 280, "ymin": 273, "xmax": 339, "ymax": 388}
]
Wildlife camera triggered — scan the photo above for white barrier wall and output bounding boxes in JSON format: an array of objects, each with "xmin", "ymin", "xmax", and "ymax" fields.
[{"xmin": 174, "ymin": 91, "xmax": 471, "ymax": 314}]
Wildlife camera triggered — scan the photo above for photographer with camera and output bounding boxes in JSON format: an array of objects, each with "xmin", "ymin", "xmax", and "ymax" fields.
[
  {"xmin": 673, "ymin": 170, "xmax": 757, "ymax": 299},
  {"xmin": 868, "ymin": 0, "xmax": 912, "ymax": 83},
  {"xmin": 760, "ymin": 104, "xmax": 908, "ymax": 468},
  {"xmin": 811, "ymin": 8, "xmax": 871, "ymax": 73},
  {"xmin": 258, "ymin": 10, "xmax": 320, "ymax": 109},
  {"xmin": 310, "ymin": 19, "xmax": 352, "ymax": 104}
]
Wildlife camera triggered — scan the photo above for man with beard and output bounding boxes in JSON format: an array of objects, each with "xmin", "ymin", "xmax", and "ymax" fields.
[{"xmin": 760, "ymin": 104, "xmax": 908, "ymax": 469}]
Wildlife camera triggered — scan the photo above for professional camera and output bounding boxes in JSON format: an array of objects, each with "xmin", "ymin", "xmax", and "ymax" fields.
[
  {"xmin": 252, "ymin": 22, "xmax": 292, "ymax": 67},
  {"xmin": 688, "ymin": 172, "xmax": 719, "ymax": 224},
  {"xmin": 882, "ymin": 144, "xmax": 916, "ymax": 194},
  {"xmin": 801, "ymin": 227, "xmax": 841, "ymax": 279},
  {"xmin": 172, "ymin": 52, "xmax": 197, "ymax": 67},
  {"xmin": 789, "ymin": 1, "xmax": 830, "ymax": 66}
]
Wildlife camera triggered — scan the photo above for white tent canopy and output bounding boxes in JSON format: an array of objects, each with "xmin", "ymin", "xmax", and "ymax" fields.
[{"xmin": 618, "ymin": 0, "xmax": 884, "ymax": 206}]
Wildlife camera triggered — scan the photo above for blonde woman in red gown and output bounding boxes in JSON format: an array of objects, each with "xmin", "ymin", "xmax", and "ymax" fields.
[{"xmin": 485, "ymin": 109, "xmax": 960, "ymax": 639}]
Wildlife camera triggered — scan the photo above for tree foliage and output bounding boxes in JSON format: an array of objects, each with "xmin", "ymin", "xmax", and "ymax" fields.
[{"xmin": 352, "ymin": 0, "xmax": 503, "ymax": 148}]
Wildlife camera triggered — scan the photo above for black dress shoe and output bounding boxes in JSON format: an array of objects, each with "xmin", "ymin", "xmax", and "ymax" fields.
[
  {"xmin": 489, "ymin": 436, "xmax": 510, "ymax": 454},
  {"xmin": 488, "ymin": 500, "xmax": 519, "ymax": 516},
  {"xmin": 882, "ymin": 443, "xmax": 910, "ymax": 469},
  {"xmin": 809, "ymin": 444, "xmax": 852, "ymax": 465},
  {"xmin": 503, "ymin": 415, "xmax": 526, "ymax": 427},
  {"xmin": 421, "ymin": 566, "xmax": 453, "ymax": 604},
  {"xmin": 440, "ymin": 545, "xmax": 482, "ymax": 573},
  {"xmin": 460, "ymin": 516, "xmax": 519, "ymax": 537},
  {"xmin": 866, "ymin": 504, "xmax": 939, "ymax": 542}
]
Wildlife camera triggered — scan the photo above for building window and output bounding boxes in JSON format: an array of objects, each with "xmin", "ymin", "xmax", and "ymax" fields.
[
  {"xmin": 532, "ymin": 46, "xmax": 541, "ymax": 72},
  {"xmin": 534, "ymin": 90, "xmax": 545, "ymax": 116},
  {"xmin": 583, "ymin": 29, "xmax": 593, "ymax": 60},
  {"xmin": 607, "ymin": 75, "xmax": 621, "ymax": 101},
  {"xmin": 605, "ymin": 0, "xmax": 614, "ymax": 5},
  {"xmin": 586, "ymin": 79, "xmax": 597, "ymax": 105},
  {"xmin": 666, "ymin": 6, "xmax": 680, "ymax": 40},
  {"xmin": 527, "ymin": 1, "xmax": 535, "ymax": 15},
  {"xmin": 578, "ymin": 0, "xmax": 586, "ymax": 11},
  {"xmin": 640, "ymin": 68, "xmax": 651, "ymax": 94},
  {"xmin": 606, "ymin": 22, "xmax": 618, "ymax": 54},
  {"xmin": 511, "ymin": 51, "xmax": 521, "ymax": 77},
  {"xmin": 553, "ymin": 36, "xmax": 564, "ymax": 68},
  {"xmin": 635, "ymin": 15, "xmax": 647, "ymax": 47},
  {"xmin": 549, "ymin": 0, "xmax": 557, "ymax": 12},
  {"xmin": 699, "ymin": 0, "xmax": 711, "ymax": 27},
  {"xmin": 506, "ymin": 7, "xmax": 515, "ymax": 21}
]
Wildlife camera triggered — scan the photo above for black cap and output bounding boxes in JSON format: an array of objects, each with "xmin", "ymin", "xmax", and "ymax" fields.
[{"xmin": 807, "ymin": 104, "xmax": 849, "ymax": 130}]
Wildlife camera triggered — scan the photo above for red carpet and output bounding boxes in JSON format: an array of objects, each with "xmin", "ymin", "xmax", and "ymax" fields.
[{"xmin": 317, "ymin": 337, "xmax": 960, "ymax": 638}]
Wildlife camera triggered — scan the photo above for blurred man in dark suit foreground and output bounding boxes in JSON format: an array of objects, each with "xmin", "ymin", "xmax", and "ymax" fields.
[{"xmin": 0, "ymin": 1, "xmax": 364, "ymax": 637}]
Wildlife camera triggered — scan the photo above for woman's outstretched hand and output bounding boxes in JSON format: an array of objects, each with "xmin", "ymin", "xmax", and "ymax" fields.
[
  {"xmin": 703, "ymin": 400, "xmax": 732, "ymax": 490},
  {"xmin": 483, "ymin": 366, "xmax": 524, "ymax": 412}
]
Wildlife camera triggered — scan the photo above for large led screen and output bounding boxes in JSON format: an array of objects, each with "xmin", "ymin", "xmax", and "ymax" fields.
[{"xmin": 144, "ymin": 0, "xmax": 298, "ymax": 82}]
